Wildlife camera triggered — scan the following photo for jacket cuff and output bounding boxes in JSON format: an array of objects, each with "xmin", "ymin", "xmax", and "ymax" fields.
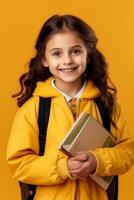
[
  {"xmin": 57, "ymin": 157, "xmax": 76, "ymax": 180},
  {"xmin": 90, "ymin": 149, "xmax": 112, "ymax": 176}
]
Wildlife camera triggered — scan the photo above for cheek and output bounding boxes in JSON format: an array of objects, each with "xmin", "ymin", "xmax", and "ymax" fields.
[
  {"xmin": 76, "ymin": 56, "xmax": 87, "ymax": 66},
  {"xmin": 47, "ymin": 57, "xmax": 59, "ymax": 66}
]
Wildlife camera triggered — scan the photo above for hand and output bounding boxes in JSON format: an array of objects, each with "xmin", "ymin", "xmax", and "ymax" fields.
[{"xmin": 68, "ymin": 151, "xmax": 97, "ymax": 179}]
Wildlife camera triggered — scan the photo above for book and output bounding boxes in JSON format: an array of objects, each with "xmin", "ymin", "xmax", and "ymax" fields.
[{"xmin": 58, "ymin": 112, "xmax": 116, "ymax": 190}]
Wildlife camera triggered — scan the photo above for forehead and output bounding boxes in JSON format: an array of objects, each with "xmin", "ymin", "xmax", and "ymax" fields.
[{"xmin": 45, "ymin": 31, "xmax": 85, "ymax": 50}]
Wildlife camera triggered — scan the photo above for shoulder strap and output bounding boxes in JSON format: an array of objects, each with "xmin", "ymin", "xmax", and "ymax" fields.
[
  {"xmin": 94, "ymin": 97, "xmax": 110, "ymax": 131},
  {"xmin": 38, "ymin": 97, "xmax": 51, "ymax": 156},
  {"xmin": 95, "ymin": 96, "xmax": 118, "ymax": 200}
]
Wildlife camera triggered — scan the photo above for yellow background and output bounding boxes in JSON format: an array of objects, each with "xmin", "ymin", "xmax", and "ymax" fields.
[{"xmin": 1, "ymin": 0, "xmax": 134, "ymax": 199}]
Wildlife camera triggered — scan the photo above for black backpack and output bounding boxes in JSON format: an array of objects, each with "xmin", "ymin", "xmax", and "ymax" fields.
[{"xmin": 19, "ymin": 97, "xmax": 118, "ymax": 200}]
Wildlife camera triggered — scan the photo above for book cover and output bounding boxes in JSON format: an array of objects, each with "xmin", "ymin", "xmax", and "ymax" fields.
[{"xmin": 58, "ymin": 112, "xmax": 115, "ymax": 190}]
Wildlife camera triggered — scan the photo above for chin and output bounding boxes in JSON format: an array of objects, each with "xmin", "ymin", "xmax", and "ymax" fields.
[{"xmin": 61, "ymin": 77, "xmax": 81, "ymax": 83}]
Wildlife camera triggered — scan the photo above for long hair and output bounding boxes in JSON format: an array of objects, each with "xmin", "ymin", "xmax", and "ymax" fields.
[{"xmin": 13, "ymin": 14, "xmax": 117, "ymax": 120}]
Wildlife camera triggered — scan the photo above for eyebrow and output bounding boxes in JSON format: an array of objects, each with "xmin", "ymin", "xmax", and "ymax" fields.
[{"xmin": 49, "ymin": 45, "xmax": 83, "ymax": 52}]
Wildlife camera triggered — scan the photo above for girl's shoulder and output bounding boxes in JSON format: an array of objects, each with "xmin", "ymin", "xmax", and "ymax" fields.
[
  {"xmin": 112, "ymin": 100, "xmax": 127, "ymax": 124},
  {"xmin": 10, "ymin": 96, "xmax": 40, "ymax": 135},
  {"xmin": 15, "ymin": 96, "xmax": 40, "ymax": 118},
  {"xmin": 113, "ymin": 100, "xmax": 124, "ymax": 115},
  {"xmin": 113, "ymin": 101, "xmax": 121, "ymax": 113}
]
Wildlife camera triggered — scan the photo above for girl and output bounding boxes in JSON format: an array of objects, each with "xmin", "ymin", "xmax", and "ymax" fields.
[{"xmin": 6, "ymin": 14, "xmax": 134, "ymax": 200}]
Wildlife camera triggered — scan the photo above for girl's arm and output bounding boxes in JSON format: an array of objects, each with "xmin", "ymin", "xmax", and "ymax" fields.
[
  {"xmin": 90, "ymin": 102, "xmax": 134, "ymax": 176},
  {"xmin": 6, "ymin": 98, "xmax": 73, "ymax": 185}
]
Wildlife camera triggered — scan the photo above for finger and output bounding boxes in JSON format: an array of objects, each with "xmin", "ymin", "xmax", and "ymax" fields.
[
  {"xmin": 73, "ymin": 154, "xmax": 89, "ymax": 161},
  {"xmin": 68, "ymin": 160, "xmax": 83, "ymax": 170},
  {"xmin": 70, "ymin": 161, "xmax": 90, "ymax": 174},
  {"xmin": 71, "ymin": 171, "xmax": 89, "ymax": 177},
  {"xmin": 68, "ymin": 156, "xmax": 86, "ymax": 162},
  {"xmin": 70, "ymin": 168, "xmax": 83, "ymax": 174},
  {"xmin": 72, "ymin": 174, "xmax": 88, "ymax": 180},
  {"xmin": 71, "ymin": 170, "xmax": 89, "ymax": 178},
  {"xmin": 70, "ymin": 162, "xmax": 83, "ymax": 170}
]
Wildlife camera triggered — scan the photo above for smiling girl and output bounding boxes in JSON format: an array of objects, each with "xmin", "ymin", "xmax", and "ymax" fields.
[{"xmin": 6, "ymin": 14, "xmax": 134, "ymax": 200}]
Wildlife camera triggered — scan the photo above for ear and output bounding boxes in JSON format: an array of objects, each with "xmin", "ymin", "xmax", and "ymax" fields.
[{"xmin": 42, "ymin": 58, "xmax": 49, "ymax": 67}]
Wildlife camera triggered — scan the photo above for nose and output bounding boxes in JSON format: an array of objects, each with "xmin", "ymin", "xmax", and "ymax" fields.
[{"xmin": 62, "ymin": 53, "xmax": 73, "ymax": 65}]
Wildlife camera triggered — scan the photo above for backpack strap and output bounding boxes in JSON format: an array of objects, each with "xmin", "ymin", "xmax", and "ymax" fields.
[
  {"xmin": 95, "ymin": 97, "xmax": 118, "ymax": 200},
  {"xmin": 94, "ymin": 97, "xmax": 110, "ymax": 130},
  {"xmin": 38, "ymin": 97, "xmax": 51, "ymax": 156}
]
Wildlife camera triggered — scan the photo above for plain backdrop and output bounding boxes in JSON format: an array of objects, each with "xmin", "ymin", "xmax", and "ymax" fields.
[{"xmin": 0, "ymin": 0, "xmax": 134, "ymax": 199}]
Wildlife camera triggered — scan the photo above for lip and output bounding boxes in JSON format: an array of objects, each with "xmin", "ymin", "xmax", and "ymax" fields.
[{"xmin": 58, "ymin": 67, "xmax": 78, "ymax": 71}]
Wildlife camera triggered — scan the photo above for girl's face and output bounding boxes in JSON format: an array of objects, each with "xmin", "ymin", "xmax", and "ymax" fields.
[{"xmin": 42, "ymin": 30, "xmax": 88, "ymax": 90}]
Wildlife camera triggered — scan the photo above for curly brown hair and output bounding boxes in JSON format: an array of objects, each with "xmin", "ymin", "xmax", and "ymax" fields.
[{"xmin": 13, "ymin": 14, "xmax": 117, "ymax": 121}]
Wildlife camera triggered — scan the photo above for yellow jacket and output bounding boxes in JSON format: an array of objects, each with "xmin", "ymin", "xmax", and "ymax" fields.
[{"xmin": 6, "ymin": 77, "xmax": 134, "ymax": 200}]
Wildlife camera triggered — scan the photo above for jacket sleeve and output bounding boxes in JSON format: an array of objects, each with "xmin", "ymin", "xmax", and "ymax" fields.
[
  {"xmin": 6, "ymin": 98, "xmax": 72, "ymax": 185},
  {"xmin": 91, "ymin": 101, "xmax": 134, "ymax": 176}
]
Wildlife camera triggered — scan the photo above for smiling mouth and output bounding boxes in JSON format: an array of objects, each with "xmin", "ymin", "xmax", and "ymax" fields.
[{"xmin": 59, "ymin": 67, "xmax": 78, "ymax": 72}]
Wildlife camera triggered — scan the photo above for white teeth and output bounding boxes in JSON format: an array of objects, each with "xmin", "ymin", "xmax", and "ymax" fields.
[{"xmin": 59, "ymin": 67, "xmax": 77, "ymax": 72}]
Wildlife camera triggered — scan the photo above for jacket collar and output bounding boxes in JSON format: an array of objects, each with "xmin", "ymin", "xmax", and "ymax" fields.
[{"xmin": 33, "ymin": 76, "xmax": 101, "ymax": 99}]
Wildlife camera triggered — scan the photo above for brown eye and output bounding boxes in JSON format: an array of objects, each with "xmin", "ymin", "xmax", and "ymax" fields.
[
  {"xmin": 52, "ymin": 51, "xmax": 61, "ymax": 56},
  {"xmin": 72, "ymin": 49, "xmax": 81, "ymax": 55}
]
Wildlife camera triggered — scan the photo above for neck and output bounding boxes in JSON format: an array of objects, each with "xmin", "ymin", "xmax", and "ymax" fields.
[{"xmin": 55, "ymin": 78, "xmax": 83, "ymax": 97}]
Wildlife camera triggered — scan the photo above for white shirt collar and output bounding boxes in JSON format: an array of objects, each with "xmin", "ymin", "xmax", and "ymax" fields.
[{"xmin": 51, "ymin": 80, "xmax": 86, "ymax": 102}]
